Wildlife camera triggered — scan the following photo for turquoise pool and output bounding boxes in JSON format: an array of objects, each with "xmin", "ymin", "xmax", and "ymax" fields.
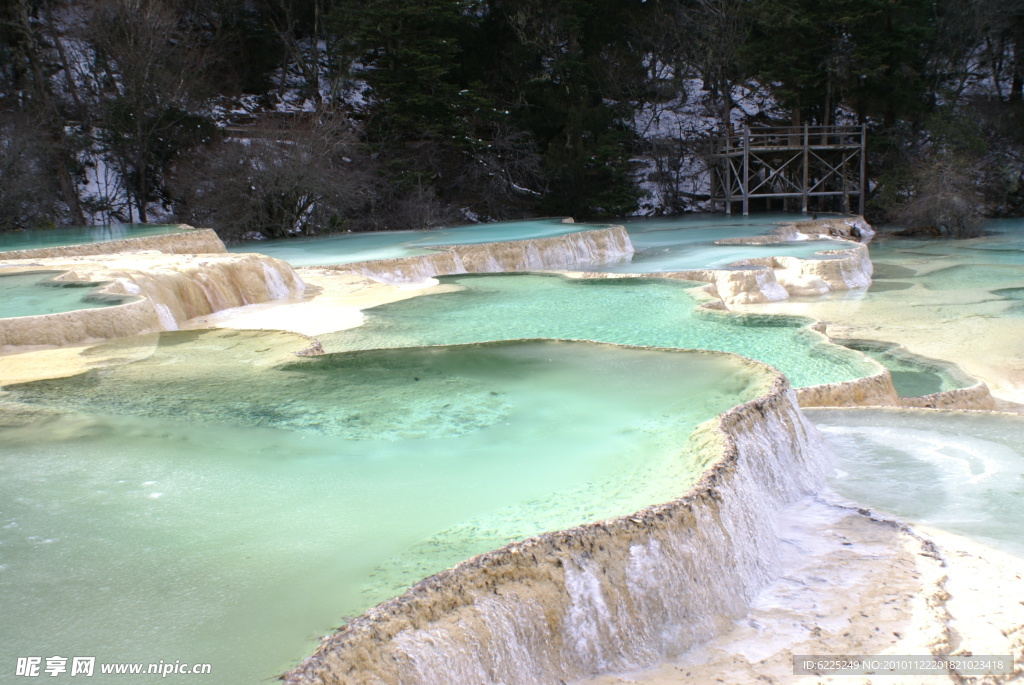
[
  {"xmin": 592, "ymin": 214, "xmax": 850, "ymax": 273},
  {"xmin": 0, "ymin": 272, "xmax": 132, "ymax": 319},
  {"xmin": 835, "ymin": 339, "xmax": 975, "ymax": 397},
  {"xmin": 227, "ymin": 218, "xmax": 597, "ymax": 266},
  {"xmin": 0, "ymin": 224, "xmax": 186, "ymax": 253},
  {"xmin": 9, "ymin": 213, "xmax": 1024, "ymax": 684},
  {"xmin": 322, "ymin": 272, "xmax": 877, "ymax": 389},
  {"xmin": 0, "ymin": 331, "xmax": 771, "ymax": 683}
]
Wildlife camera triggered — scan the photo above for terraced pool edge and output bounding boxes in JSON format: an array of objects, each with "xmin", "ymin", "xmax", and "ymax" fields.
[{"xmin": 284, "ymin": 360, "xmax": 829, "ymax": 684}]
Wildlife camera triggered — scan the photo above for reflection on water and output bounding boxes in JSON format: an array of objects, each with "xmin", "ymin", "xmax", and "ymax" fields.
[{"xmin": 0, "ymin": 331, "xmax": 770, "ymax": 683}]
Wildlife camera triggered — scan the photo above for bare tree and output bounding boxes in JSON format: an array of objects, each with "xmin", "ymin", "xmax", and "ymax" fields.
[
  {"xmin": 85, "ymin": 0, "xmax": 211, "ymax": 223},
  {"xmin": 674, "ymin": 0, "xmax": 748, "ymax": 129},
  {"xmin": 261, "ymin": 0, "xmax": 330, "ymax": 107},
  {"xmin": 4, "ymin": 0, "xmax": 87, "ymax": 223},
  {"xmin": 447, "ymin": 125, "xmax": 544, "ymax": 220},
  {"xmin": 894, "ymin": 155, "xmax": 987, "ymax": 237},
  {"xmin": 171, "ymin": 114, "xmax": 373, "ymax": 241}
]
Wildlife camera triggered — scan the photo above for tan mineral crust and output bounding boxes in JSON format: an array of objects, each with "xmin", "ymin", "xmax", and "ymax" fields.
[
  {"xmin": 0, "ymin": 250, "xmax": 305, "ymax": 350},
  {"xmin": 579, "ymin": 502, "xmax": 1024, "ymax": 685},
  {"xmin": 326, "ymin": 225, "xmax": 635, "ymax": 283},
  {"xmin": 727, "ymin": 224, "xmax": 1024, "ymax": 406},
  {"xmin": 183, "ymin": 268, "xmax": 453, "ymax": 337},
  {"xmin": 737, "ymin": 291, "xmax": 1024, "ymax": 407},
  {"xmin": 2, "ymin": 218, "xmax": 1022, "ymax": 684},
  {"xmin": 0, "ymin": 225, "xmax": 225, "ymax": 259}
]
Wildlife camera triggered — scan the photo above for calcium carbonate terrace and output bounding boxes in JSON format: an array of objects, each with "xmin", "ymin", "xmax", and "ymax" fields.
[{"xmin": 0, "ymin": 213, "xmax": 1021, "ymax": 684}]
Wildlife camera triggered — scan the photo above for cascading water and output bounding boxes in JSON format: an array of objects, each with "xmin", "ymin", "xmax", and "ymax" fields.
[
  {"xmin": 286, "ymin": 380, "xmax": 833, "ymax": 684},
  {"xmin": 340, "ymin": 226, "xmax": 634, "ymax": 284}
]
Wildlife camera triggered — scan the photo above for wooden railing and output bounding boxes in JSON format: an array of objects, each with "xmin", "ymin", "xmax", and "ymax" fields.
[{"xmin": 710, "ymin": 125, "xmax": 864, "ymax": 154}]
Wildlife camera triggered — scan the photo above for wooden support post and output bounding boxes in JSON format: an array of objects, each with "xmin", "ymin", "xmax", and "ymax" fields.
[
  {"xmin": 742, "ymin": 128, "xmax": 750, "ymax": 216},
  {"xmin": 723, "ymin": 135, "xmax": 732, "ymax": 215},
  {"xmin": 710, "ymin": 164, "xmax": 717, "ymax": 213},
  {"xmin": 802, "ymin": 123, "xmax": 809, "ymax": 214},
  {"xmin": 859, "ymin": 123, "xmax": 867, "ymax": 216},
  {"xmin": 709, "ymin": 125, "xmax": 867, "ymax": 217}
]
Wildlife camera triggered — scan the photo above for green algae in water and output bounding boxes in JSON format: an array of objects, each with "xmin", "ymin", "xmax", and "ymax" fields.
[
  {"xmin": 0, "ymin": 330, "xmax": 771, "ymax": 683},
  {"xmin": 0, "ymin": 271, "xmax": 132, "ymax": 319},
  {"xmin": 321, "ymin": 273, "xmax": 876, "ymax": 388},
  {"xmin": 837, "ymin": 339, "xmax": 975, "ymax": 397}
]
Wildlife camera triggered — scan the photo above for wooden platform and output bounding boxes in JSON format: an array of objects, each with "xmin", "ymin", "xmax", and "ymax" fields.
[{"xmin": 709, "ymin": 125, "xmax": 867, "ymax": 216}]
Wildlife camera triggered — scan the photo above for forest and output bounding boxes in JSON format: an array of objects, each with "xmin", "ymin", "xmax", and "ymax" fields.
[{"xmin": 3, "ymin": 0, "xmax": 1024, "ymax": 240}]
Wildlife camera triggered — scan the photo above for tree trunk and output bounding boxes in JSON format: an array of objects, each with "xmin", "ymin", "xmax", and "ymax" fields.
[{"xmin": 17, "ymin": 0, "xmax": 87, "ymax": 224}]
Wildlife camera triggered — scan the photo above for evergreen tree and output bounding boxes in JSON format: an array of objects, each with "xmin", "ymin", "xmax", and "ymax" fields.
[
  {"xmin": 480, "ymin": 0, "xmax": 652, "ymax": 217},
  {"xmin": 742, "ymin": 0, "xmax": 934, "ymax": 126}
]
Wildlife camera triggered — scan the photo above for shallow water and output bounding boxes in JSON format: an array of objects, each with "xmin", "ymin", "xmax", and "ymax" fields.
[
  {"xmin": 230, "ymin": 213, "xmax": 853, "ymax": 272},
  {"xmin": 870, "ymin": 220, "xmax": 1024, "ymax": 295},
  {"xmin": 227, "ymin": 218, "xmax": 595, "ymax": 266},
  {"xmin": 0, "ymin": 224, "xmax": 185, "ymax": 252},
  {"xmin": 740, "ymin": 218, "xmax": 1024, "ymax": 401},
  {"xmin": 836, "ymin": 340, "xmax": 974, "ymax": 397},
  {"xmin": 10, "ymin": 213, "xmax": 1024, "ymax": 684},
  {"xmin": 593, "ymin": 214, "xmax": 848, "ymax": 273},
  {"xmin": 321, "ymin": 273, "xmax": 877, "ymax": 388},
  {"xmin": 810, "ymin": 408, "xmax": 1024, "ymax": 556},
  {"xmin": 0, "ymin": 330, "xmax": 770, "ymax": 683},
  {"xmin": 0, "ymin": 272, "xmax": 132, "ymax": 319}
]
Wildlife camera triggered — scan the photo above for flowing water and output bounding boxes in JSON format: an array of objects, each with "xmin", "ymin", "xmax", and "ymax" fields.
[
  {"xmin": 0, "ymin": 330, "xmax": 771, "ymax": 683},
  {"xmin": 321, "ymin": 273, "xmax": 877, "ymax": 389},
  {"xmin": 229, "ymin": 213, "xmax": 853, "ymax": 272},
  {"xmin": 0, "ymin": 272, "xmax": 133, "ymax": 319},
  {"xmin": 810, "ymin": 408, "xmax": 1024, "ymax": 557}
]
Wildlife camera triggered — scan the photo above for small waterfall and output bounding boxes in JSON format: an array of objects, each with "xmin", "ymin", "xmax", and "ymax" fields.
[
  {"xmin": 343, "ymin": 226, "xmax": 634, "ymax": 283},
  {"xmin": 33, "ymin": 254, "xmax": 309, "ymax": 332},
  {"xmin": 261, "ymin": 260, "xmax": 302, "ymax": 299},
  {"xmin": 153, "ymin": 303, "xmax": 179, "ymax": 331},
  {"xmin": 285, "ymin": 377, "xmax": 832, "ymax": 685},
  {"xmin": 193, "ymin": 271, "xmax": 232, "ymax": 310},
  {"xmin": 563, "ymin": 557, "xmax": 618, "ymax": 671}
]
